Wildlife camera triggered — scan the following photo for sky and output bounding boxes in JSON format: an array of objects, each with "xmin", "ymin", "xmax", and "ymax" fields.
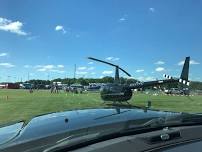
[{"xmin": 0, "ymin": 0, "xmax": 201, "ymax": 82}]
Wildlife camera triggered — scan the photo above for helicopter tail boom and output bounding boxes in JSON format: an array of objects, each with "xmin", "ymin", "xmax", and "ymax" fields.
[{"xmin": 163, "ymin": 56, "xmax": 190, "ymax": 86}]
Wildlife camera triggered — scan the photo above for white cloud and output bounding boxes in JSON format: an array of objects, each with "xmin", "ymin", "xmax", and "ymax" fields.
[
  {"xmin": 155, "ymin": 61, "xmax": 165, "ymax": 65},
  {"xmin": 57, "ymin": 65, "xmax": 64, "ymax": 68},
  {"xmin": 118, "ymin": 14, "xmax": 128, "ymax": 22},
  {"xmin": 0, "ymin": 62, "xmax": 15, "ymax": 68},
  {"xmin": 178, "ymin": 61, "xmax": 184, "ymax": 66},
  {"xmin": 88, "ymin": 67, "xmax": 95, "ymax": 70},
  {"xmin": 34, "ymin": 65, "xmax": 43, "ymax": 68},
  {"xmin": 136, "ymin": 69, "xmax": 144, "ymax": 73},
  {"xmin": 190, "ymin": 60, "xmax": 200, "ymax": 65},
  {"xmin": 88, "ymin": 62, "xmax": 93, "ymax": 65},
  {"xmin": 24, "ymin": 65, "xmax": 32, "ymax": 68},
  {"xmin": 27, "ymin": 36, "xmax": 39, "ymax": 41},
  {"xmin": 155, "ymin": 67, "xmax": 165, "ymax": 72},
  {"xmin": 0, "ymin": 52, "xmax": 8, "ymax": 57},
  {"xmin": 106, "ymin": 57, "xmax": 120, "ymax": 61},
  {"xmin": 178, "ymin": 60, "xmax": 200, "ymax": 66},
  {"xmin": 78, "ymin": 66, "xmax": 87, "ymax": 70},
  {"xmin": 35, "ymin": 64, "xmax": 65, "ymax": 73},
  {"xmin": 0, "ymin": 17, "xmax": 27, "ymax": 35},
  {"xmin": 37, "ymin": 68, "xmax": 46, "ymax": 72},
  {"xmin": 76, "ymin": 71, "xmax": 88, "ymax": 75},
  {"xmin": 149, "ymin": 7, "xmax": 155, "ymax": 12},
  {"xmin": 55, "ymin": 25, "xmax": 66, "ymax": 34},
  {"xmin": 106, "ymin": 57, "xmax": 113, "ymax": 60},
  {"xmin": 119, "ymin": 18, "xmax": 126, "ymax": 22},
  {"xmin": 91, "ymin": 72, "xmax": 96, "ymax": 75},
  {"xmin": 102, "ymin": 70, "xmax": 113, "ymax": 75},
  {"xmin": 113, "ymin": 57, "xmax": 120, "ymax": 61},
  {"xmin": 43, "ymin": 65, "xmax": 55, "ymax": 69},
  {"xmin": 137, "ymin": 76, "xmax": 155, "ymax": 81},
  {"xmin": 50, "ymin": 69, "xmax": 65, "ymax": 74},
  {"xmin": 145, "ymin": 76, "xmax": 155, "ymax": 81}
]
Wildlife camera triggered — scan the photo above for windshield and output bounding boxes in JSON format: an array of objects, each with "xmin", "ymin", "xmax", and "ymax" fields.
[{"xmin": 0, "ymin": 0, "xmax": 202, "ymax": 129}]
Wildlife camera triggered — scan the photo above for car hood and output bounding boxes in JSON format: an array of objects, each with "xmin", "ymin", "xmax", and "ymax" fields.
[{"xmin": 0, "ymin": 107, "xmax": 179, "ymax": 151}]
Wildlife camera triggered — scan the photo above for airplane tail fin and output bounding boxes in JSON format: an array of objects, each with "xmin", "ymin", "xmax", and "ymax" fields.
[{"xmin": 163, "ymin": 57, "xmax": 190, "ymax": 86}]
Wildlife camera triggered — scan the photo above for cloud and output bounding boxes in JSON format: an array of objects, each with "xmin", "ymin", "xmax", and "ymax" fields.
[
  {"xmin": 55, "ymin": 25, "xmax": 66, "ymax": 34},
  {"xmin": 50, "ymin": 69, "xmax": 65, "ymax": 74},
  {"xmin": 0, "ymin": 62, "xmax": 15, "ymax": 68},
  {"xmin": 102, "ymin": 70, "xmax": 113, "ymax": 75},
  {"xmin": 35, "ymin": 64, "xmax": 65, "ymax": 73},
  {"xmin": 24, "ymin": 65, "xmax": 32, "ymax": 68},
  {"xmin": 0, "ymin": 17, "xmax": 27, "ymax": 35},
  {"xmin": 113, "ymin": 57, "xmax": 120, "ymax": 61},
  {"xmin": 149, "ymin": 7, "xmax": 155, "ymax": 12},
  {"xmin": 137, "ymin": 76, "xmax": 155, "ymax": 81},
  {"xmin": 155, "ymin": 67, "xmax": 165, "ymax": 72},
  {"xmin": 155, "ymin": 61, "xmax": 165, "ymax": 65},
  {"xmin": 76, "ymin": 71, "xmax": 88, "ymax": 75},
  {"xmin": 57, "ymin": 65, "xmax": 64, "ymax": 68},
  {"xmin": 0, "ymin": 52, "xmax": 8, "ymax": 57},
  {"xmin": 37, "ymin": 68, "xmax": 46, "ymax": 72},
  {"xmin": 78, "ymin": 66, "xmax": 87, "ymax": 70},
  {"xmin": 27, "ymin": 36, "xmax": 39, "ymax": 41},
  {"xmin": 43, "ymin": 65, "xmax": 55, "ymax": 69},
  {"xmin": 118, "ymin": 14, "xmax": 128, "ymax": 22},
  {"xmin": 106, "ymin": 57, "xmax": 120, "ymax": 61},
  {"xmin": 190, "ymin": 60, "xmax": 200, "ymax": 65},
  {"xmin": 90, "ymin": 72, "xmax": 96, "ymax": 75},
  {"xmin": 106, "ymin": 57, "xmax": 113, "ymax": 60},
  {"xmin": 119, "ymin": 18, "xmax": 126, "ymax": 22},
  {"xmin": 178, "ymin": 60, "xmax": 200, "ymax": 66},
  {"xmin": 88, "ymin": 62, "xmax": 93, "ymax": 65},
  {"xmin": 87, "ymin": 67, "xmax": 95, "ymax": 70},
  {"xmin": 136, "ymin": 69, "xmax": 144, "ymax": 73}
]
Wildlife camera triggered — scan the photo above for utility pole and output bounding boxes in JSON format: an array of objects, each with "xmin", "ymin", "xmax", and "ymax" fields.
[
  {"xmin": 28, "ymin": 72, "xmax": 30, "ymax": 81},
  {"xmin": 47, "ymin": 73, "xmax": 50, "ymax": 81},
  {"xmin": 74, "ymin": 64, "xmax": 76, "ymax": 82}
]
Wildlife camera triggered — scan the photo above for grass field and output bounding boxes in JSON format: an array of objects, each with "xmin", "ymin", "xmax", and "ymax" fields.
[{"xmin": 0, "ymin": 89, "xmax": 202, "ymax": 125}]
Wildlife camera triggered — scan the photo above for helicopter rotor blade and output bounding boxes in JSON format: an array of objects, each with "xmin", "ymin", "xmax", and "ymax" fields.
[
  {"xmin": 119, "ymin": 67, "xmax": 131, "ymax": 77},
  {"xmin": 88, "ymin": 57, "xmax": 131, "ymax": 77},
  {"xmin": 88, "ymin": 57, "xmax": 117, "ymax": 67}
]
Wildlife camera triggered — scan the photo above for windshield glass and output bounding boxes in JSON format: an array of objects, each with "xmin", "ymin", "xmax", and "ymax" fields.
[{"xmin": 0, "ymin": 0, "xmax": 202, "ymax": 128}]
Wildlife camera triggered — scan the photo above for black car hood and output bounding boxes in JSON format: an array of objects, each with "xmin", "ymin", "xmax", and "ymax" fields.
[{"xmin": 0, "ymin": 107, "xmax": 179, "ymax": 152}]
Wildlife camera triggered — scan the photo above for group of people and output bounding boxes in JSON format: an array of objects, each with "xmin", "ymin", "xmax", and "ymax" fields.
[{"xmin": 50, "ymin": 83, "xmax": 59, "ymax": 93}]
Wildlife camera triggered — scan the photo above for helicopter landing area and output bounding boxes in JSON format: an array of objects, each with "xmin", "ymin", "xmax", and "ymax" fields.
[{"xmin": 0, "ymin": 89, "xmax": 202, "ymax": 125}]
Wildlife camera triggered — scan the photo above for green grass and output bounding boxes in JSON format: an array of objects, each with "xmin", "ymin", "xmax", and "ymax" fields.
[{"xmin": 0, "ymin": 89, "xmax": 202, "ymax": 125}]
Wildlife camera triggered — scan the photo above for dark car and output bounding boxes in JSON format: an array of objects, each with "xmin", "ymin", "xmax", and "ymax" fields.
[{"xmin": 1, "ymin": 107, "xmax": 202, "ymax": 152}]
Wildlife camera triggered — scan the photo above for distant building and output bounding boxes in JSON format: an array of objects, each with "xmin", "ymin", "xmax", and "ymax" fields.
[{"xmin": 0, "ymin": 83, "xmax": 20, "ymax": 89}]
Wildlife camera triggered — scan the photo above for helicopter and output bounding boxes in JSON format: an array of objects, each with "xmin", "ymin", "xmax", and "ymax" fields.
[{"xmin": 88, "ymin": 56, "xmax": 190, "ymax": 103}]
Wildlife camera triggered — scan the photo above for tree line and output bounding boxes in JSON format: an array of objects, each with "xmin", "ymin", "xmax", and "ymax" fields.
[
  {"xmin": 22, "ymin": 76, "xmax": 138, "ymax": 86},
  {"xmin": 18, "ymin": 76, "xmax": 202, "ymax": 90}
]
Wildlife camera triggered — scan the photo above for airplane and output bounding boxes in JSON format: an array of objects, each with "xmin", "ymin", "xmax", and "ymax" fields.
[{"xmin": 88, "ymin": 56, "xmax": 190, "ymax": 103}]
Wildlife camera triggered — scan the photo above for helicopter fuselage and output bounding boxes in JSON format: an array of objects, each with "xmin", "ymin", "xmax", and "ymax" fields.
[{"xmin": 100, "ymin": 83, "xmax": 133, "ymax": 102}]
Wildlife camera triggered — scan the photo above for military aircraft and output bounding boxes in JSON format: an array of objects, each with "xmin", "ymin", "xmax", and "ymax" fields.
[{"xmin": 88, "ymin": 56, "xmax": 190, "ymax": 103}]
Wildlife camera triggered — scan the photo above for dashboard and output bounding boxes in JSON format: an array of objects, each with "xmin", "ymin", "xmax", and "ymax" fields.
[{"xmin": 72, "ymin": 125, "xmax": 202, "ymax": 152}]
